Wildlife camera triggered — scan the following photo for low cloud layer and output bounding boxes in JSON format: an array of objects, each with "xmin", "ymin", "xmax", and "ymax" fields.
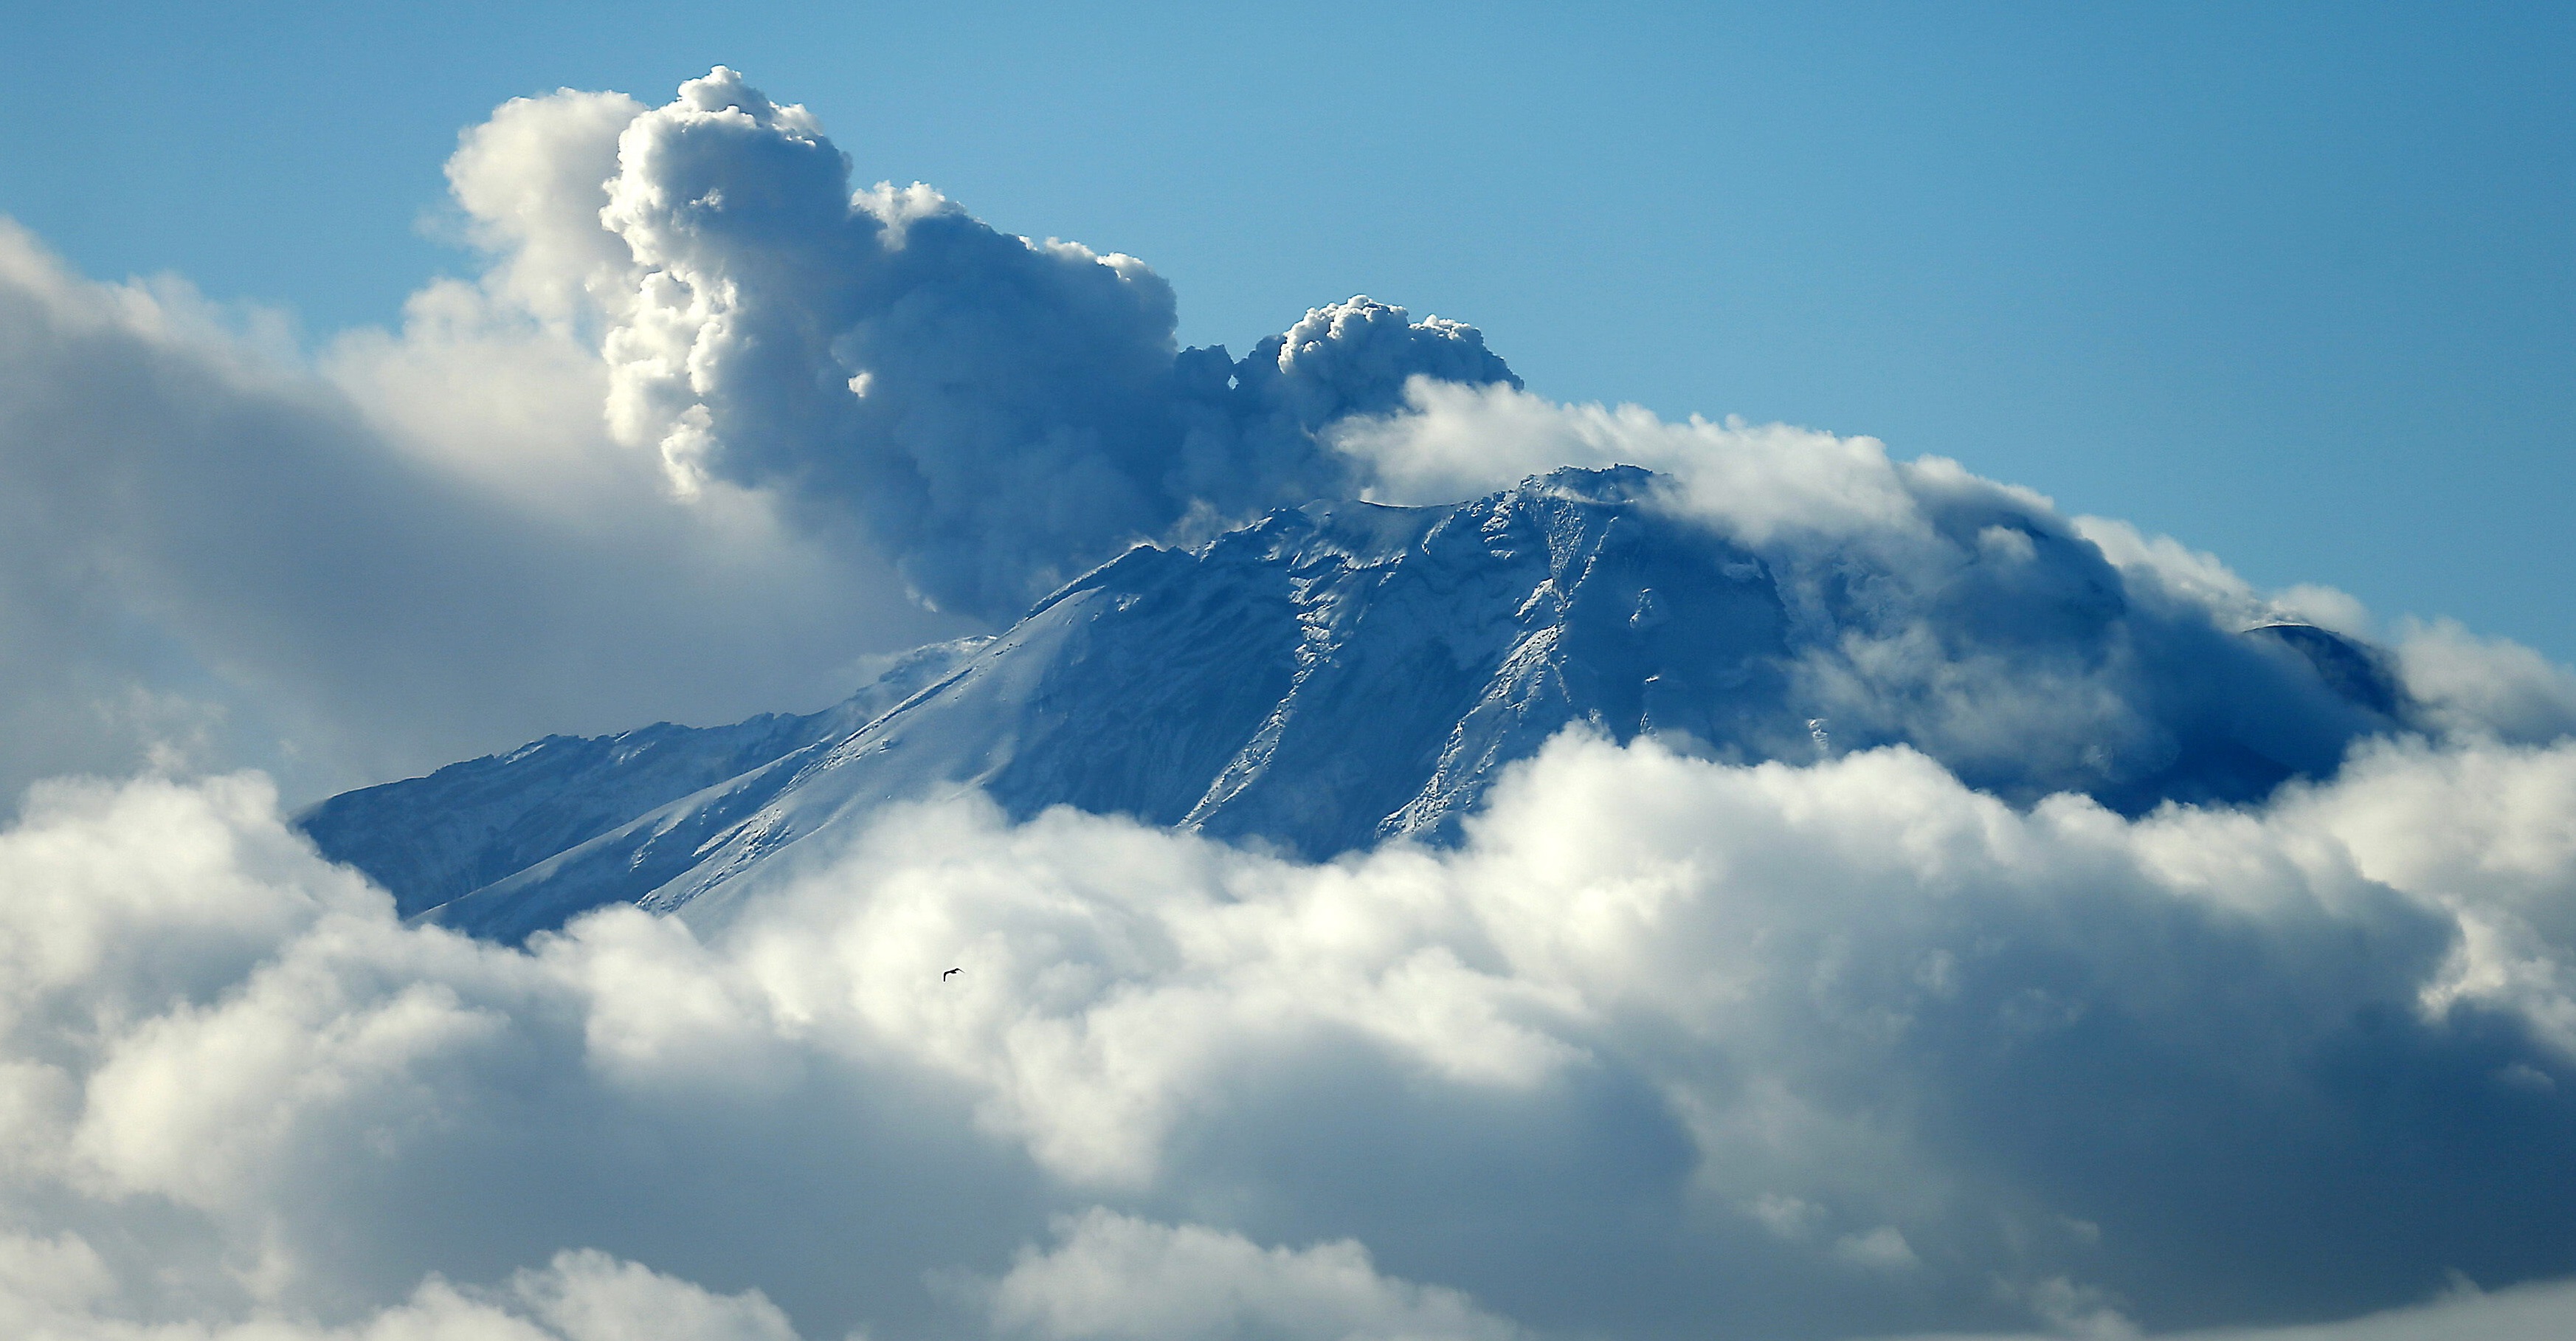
[{"xmin": 5, "ymin": 720, "xmax": 2576, "ymax": 1339}]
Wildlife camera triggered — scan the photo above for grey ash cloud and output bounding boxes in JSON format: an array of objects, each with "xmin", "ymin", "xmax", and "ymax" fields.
[{"xmin": 586, "ymin": 67, "xmax": 1517, "ymax": 617}]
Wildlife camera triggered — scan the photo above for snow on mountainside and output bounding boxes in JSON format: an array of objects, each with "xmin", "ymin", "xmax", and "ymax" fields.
[
  {"xmin": 291, "ymin": 638, "xmax": 989, "ymax": 920},
  {"xmin": 299, "ymin": 466, "xmax": 2408, "ymax": 942}
]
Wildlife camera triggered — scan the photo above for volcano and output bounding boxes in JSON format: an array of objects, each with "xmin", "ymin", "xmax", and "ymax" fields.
[{"xmin": 300, "ymin": 466, "xmax": 2405, "ymax": 942}]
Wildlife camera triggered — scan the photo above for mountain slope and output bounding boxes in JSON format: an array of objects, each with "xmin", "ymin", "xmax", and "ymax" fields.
[
  {"xmin": 300, "ymin": 466, "xmax": 2406, "ymax": 942},
  {"xmin": 292, "ymin": 638, "xmax": 987, "ymax": 919}
]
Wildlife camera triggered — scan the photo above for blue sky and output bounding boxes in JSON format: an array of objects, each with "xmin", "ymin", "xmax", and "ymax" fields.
[{"xmin": 8, "ymin": 1, "xmax": 2571, "ymax": 659}]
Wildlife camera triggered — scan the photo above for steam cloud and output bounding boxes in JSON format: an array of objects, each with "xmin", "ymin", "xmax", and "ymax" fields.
[
  {"xmin": 555, "ymin": 66, "xmax": 1517, "ymax": 615},
  {"xmin": 2, "ymin": 65, "xmax": 2575, "ymax": 1341}
]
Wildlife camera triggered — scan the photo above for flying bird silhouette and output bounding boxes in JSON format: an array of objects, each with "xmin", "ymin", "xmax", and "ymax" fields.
[{"xmin": 942, "ymin": 968, "xmax": 961, "ymax": 981}]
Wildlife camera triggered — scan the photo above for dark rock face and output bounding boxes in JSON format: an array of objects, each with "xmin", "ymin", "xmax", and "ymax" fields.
[{"xmin": 300, "ymin": 467, "xmax": 2414, "ymax": 941}]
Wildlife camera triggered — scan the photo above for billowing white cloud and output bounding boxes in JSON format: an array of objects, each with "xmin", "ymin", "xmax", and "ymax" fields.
[
  {"xmin": 1891, "ymin": 1276, "xmax": 2576, "ymax": 1341},
  {"xmin": 3, "ymin": 721, "xmax": 2575, "ymax": 1338},
  {"xmin": 984, "ymin": 1210, "xmax": 1522, "ymax": 1341},
  {"xmin": 0, "ymin": 216, "xmax": 964, "ymax": 807},
  {"xmin": 2386, "ymin": 618, "xmax": 2576, "ymax": 745},
  {"xmin": 1328, "ymin": 379, "xmax": 1933, "ymax": 544},
  {"xmin": 0, "ymin": 1239, "xmax": 799, "ymax": 1341}
]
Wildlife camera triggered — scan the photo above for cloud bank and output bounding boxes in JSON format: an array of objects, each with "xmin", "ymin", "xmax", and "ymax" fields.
[
  {"xmin": 4, "ymin": 63, "xmax": 2576, "ymax": 1341},
  {"xmin": 7, "ymin": 723, "xmax": 2576, "ymax": 1339}
]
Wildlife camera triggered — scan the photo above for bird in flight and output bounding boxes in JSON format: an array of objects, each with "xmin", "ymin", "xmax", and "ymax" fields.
[{"xmin": 942, "ymin": 968, "xmax": 961, "ymax": 982}]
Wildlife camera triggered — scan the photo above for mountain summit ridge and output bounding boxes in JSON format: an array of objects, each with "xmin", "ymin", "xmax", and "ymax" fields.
[{"xmin": 300, "ymin": 466, "xmax": 2404, "ymax": 942}]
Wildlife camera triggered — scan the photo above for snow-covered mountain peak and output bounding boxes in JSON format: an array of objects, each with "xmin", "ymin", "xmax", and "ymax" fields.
[{"xmin": 301, "ymin": 466, "xmax": 2406, "ymax": 942}]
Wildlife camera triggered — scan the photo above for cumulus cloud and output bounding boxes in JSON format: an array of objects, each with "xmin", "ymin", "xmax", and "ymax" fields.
[
  {"xmin": 0, "ymin": 216, "xmax": 964, "ymax": 806},
  {"xmin": 4, "ymin": 723, "xmax": 2576, "ymax": 1338},
  {"xmin": 1893, "ymin": 1276, "xmax": 2576, "ymax": 1341},
  {"xmin": 0, "ymin": 1240, "xmax": 799, "ymax": 1341},
  {"xmin": 983, "ymin": 1210, "xmax": 1522, "ymax": 1341}
]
